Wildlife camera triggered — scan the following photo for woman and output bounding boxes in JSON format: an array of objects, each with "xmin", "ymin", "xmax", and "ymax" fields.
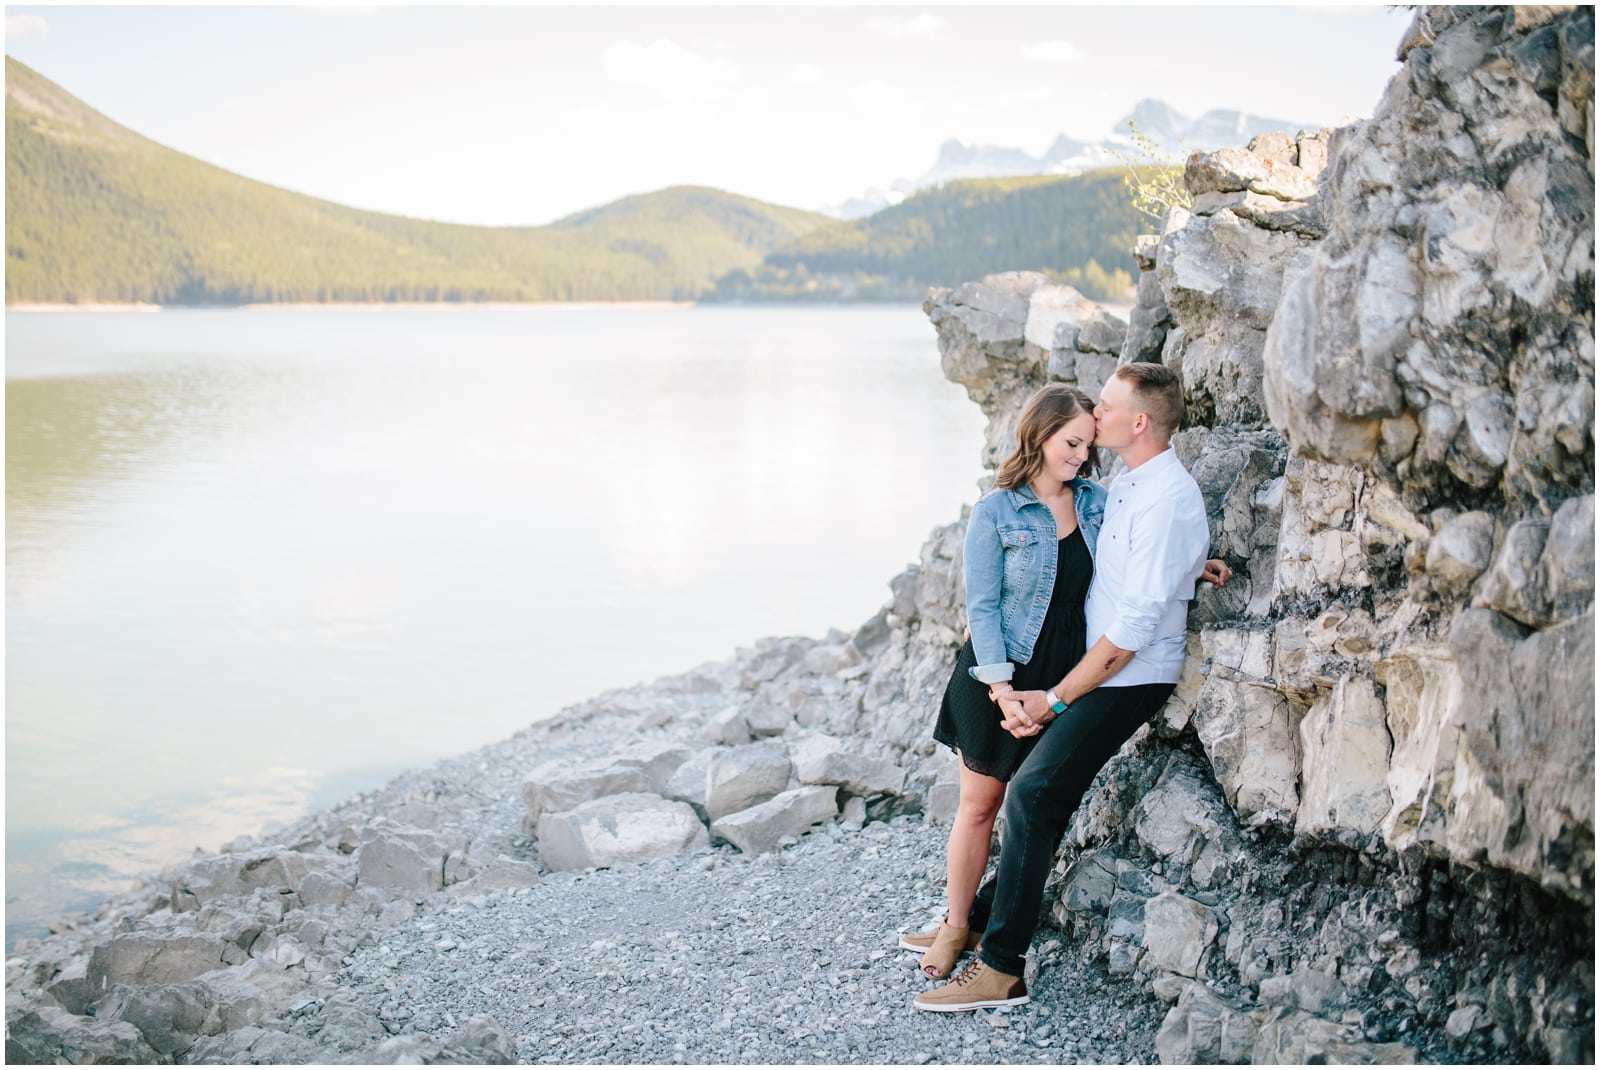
[{"xmin": 900, "ymin": 384, "xmax": 1223, "ymax": 980}]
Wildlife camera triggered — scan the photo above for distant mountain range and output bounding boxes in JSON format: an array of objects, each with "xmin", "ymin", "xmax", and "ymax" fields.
[
  {"xmin": 5, "ymin": 57, "xmax": 1152, "ymax": 306},
  {"xmin": 824, "ymin": 98, "xmax": 1310, "ymax": 219},
  {"xmin": 4, "ymin": 58, "xmax": 830, "ymax": 305}
]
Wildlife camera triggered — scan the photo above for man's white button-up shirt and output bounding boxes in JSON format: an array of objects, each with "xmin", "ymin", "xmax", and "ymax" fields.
[{"xmin": 1084, "ymin": 446, "xmax": 1211, "ymax": 686}]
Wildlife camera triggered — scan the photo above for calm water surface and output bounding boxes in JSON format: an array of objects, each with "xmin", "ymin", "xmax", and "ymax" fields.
[{"xmin": 4, "ymin": 304, "xmax": 985, "ymax": 946}]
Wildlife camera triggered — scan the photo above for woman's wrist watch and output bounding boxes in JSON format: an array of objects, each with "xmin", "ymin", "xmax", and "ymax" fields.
[{"xmin": 1045, "ymin": 689, "xmax": 1069, "ymax": 714}]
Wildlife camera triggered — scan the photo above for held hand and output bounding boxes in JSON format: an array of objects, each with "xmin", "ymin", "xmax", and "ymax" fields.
[
  {"xmin": 998, "ymin": 690, "xmax": 1053, "ymax": 736},
  {"xmin": 992, "ymin": 694, "xmax": 1030, "ymax": 735},
  {"xmin": 991, "ymin": 687, "xmax": 1033, "ymax": 730},
  {"xmin": 1201, "ymin": 558, "xmax": 1233, "ymax": 588},
  {"xmin": 997, "ymin": 696, "xmax": 1041, "ymax": 737},
  {"xmin": 1016, "ymin": 689, "xmax": 1057, "ymax": 726}
]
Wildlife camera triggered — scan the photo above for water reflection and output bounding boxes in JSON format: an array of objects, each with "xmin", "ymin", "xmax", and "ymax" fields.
[{"xmin": 6, "ymin": 373, "xmax": 186, "ymax": 552}]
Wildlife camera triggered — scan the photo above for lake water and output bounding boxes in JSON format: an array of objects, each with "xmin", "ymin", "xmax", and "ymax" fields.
[{"xmin": 4, "ymin": 304, "xmax": 986, "ymax": 948}]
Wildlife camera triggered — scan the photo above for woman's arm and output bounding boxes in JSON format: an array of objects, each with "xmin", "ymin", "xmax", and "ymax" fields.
[{"xmin": 963, "ymin": 502, "xmax": 1013, "ymax": 684}]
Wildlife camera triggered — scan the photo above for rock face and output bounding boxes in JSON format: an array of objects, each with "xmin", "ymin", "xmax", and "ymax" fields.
[
  {"xmin": 907, "ymin": 6, "xmax": 1592, "ymax": 1063},
  {"xmin": 1256, "ymin": 3, "xmax": 1595, "ymax": 909}
]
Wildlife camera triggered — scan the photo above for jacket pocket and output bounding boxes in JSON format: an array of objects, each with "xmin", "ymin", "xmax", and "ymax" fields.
[{"xmin": 997, "ymin": 525, "xmax": 1034, "ymax": 549}]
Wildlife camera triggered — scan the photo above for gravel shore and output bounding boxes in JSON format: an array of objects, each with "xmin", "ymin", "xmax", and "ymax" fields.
[{"xmin": 281, "ymin": 818, "xmax": 1163, "ymax": 1064}]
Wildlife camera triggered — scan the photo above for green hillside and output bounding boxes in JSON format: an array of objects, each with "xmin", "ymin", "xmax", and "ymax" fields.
[
  {"xmin": 3, "ymin": 58, "xmax": 830, "ymax": 305},
  {"xmin": 706, "ymin": 171, "xmax": 1146, "ymax": 303}
]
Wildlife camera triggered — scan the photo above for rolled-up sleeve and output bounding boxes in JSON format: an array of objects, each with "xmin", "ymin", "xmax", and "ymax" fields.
[
  {"xmin": 1100, "ymin": 496, "xmax": 1204, "ymax": 652},
  {"xmin": 962, "ymin": 503, "xmax": 1014, "ymax": 683}
]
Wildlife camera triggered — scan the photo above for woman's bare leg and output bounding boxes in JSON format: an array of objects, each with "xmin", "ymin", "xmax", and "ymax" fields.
[{"xmin": 944, "ymin": 760, "xmax": 1007, "ymax": 928}]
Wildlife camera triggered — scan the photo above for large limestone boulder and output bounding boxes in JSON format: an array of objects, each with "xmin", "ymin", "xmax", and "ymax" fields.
[
  {"xmin": 520, "ymin": 757, "xmax": 650, "ymax": 822},
  {"xmin": 662, "ymin": 746, "xmax": 718, "ymax": 813},
  {"xmin": 703, "ymin": 740, "xmax": 792, "ymax": 821},
  {"xmin": 536, "ymin": 793, "xmax": 709, "ymax": 872},
  {"xmin": 86, "ymin": 931, "xmax": 232, "ymax": 992},
  {"xmin": 614, "ymin": 742, "xmax": 693, "ymax": 794},
  {"xmin": 700, "ymin": 705, "xmax": 751, "ymax": 745},
  {"xmin": 788, "ymin": 733, "xmax": 905, "ymax": 796},
  {"xmin": 357, "ymin": 833, "xmax": 447, "ymax": 897},
  {"xmin": 297, "ymin": 870, "xmax": 354, "ymax": 910},
  {"xmin": 89, "ymin": 980, "xmax": 220, "ymax": 1056},
  {"xmin": 710, "ymin": 786, "xmax": 839, "ymax": 855},
  {"xmin": 5, "ymin": 1004, "xmax": 162, "ymax": 1065},
  {"xmin": 170, "ymin": 849, "xmax": 317, "ymax": 911}
]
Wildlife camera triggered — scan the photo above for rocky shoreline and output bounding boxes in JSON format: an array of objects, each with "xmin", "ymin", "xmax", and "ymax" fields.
[
  {"xmin": 1, "ymin": 651, "xmax": 1173, "ymax": 1064},
  {"xmin": 6, "ymin": 5, "xmax": 1594, "ymax": 1065}
]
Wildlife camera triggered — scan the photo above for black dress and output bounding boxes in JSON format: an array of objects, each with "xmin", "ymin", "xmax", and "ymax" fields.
[{"xmin": 934, "ymin": 527, "xmax": 1093, "ymax": 782}]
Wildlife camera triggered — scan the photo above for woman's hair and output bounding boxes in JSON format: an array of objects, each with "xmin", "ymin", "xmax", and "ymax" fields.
[{"xmin": 994, "ymin": 383, "xmax": 1099, "ymax": 490}]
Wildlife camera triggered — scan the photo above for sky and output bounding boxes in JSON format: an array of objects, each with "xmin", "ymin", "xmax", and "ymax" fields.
[{"xmin": 4, "ymin": 4, "xmax": 1415, "ymax": 227}]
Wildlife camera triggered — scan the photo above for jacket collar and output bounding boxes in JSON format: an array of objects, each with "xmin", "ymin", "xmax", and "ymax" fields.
[{"xmin": 1003, "ymin": 477, "xmax": 1092, "ymax": 510}]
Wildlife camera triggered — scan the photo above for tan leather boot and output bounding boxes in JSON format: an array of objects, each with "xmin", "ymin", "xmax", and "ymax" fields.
[{"xmin": 912, "ymin": 959, "xmax": 1029, "ymax": 1012}]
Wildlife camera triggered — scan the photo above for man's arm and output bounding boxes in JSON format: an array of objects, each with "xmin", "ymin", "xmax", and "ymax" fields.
[{"xmin": 1008, "ymin": 636, "xmax": 1135, "ymax": 731}]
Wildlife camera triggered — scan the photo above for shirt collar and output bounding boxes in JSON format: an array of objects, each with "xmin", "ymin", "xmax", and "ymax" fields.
[{"xmin": 1111, "ymin": 446, "xmax": 1179, "ymax": 487}]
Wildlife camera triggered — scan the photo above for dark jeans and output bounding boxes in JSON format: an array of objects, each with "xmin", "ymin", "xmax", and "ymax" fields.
[{"xmin": 965, "ymin": 682, "xmax": 1175, "ymax": 977}]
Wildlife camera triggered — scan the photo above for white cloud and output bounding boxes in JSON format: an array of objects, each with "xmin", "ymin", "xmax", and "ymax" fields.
[
  {"xmin": 603, "ymin": 39, "xmax": 740, "ymax": 100},
  {"xmin": 866, "ymin": 13, "xmax": 945, "ymax": 41},
  {"xmin": 787, "ymin": 63, "xmax": 825, "ymax": 85},
  {"xmin": 5, "ymin": 14, "xmax": 49, "ymax": 40},
  {"xmin": 850, "ymin": 80, "xmax": 918, "ymax": 116},
  {"xmin": 1020, "ymin": 40, "xmax": 1083, "ymax": 63}
]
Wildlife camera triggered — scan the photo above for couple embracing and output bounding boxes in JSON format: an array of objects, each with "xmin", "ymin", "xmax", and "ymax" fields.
[{"xmin": 902, "ymin": 361, "xmax": 1230, "ymax": 1012}]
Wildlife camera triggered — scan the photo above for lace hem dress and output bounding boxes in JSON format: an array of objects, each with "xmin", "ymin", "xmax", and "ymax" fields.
[{"xmin": 933, "ymin": 526, "xmax": 1092, "ymax": 782}]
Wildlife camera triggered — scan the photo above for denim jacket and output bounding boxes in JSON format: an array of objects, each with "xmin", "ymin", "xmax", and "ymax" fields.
[{"xmin": 964, "ymin": 477, "xmax": 1108, "ymax": 684}]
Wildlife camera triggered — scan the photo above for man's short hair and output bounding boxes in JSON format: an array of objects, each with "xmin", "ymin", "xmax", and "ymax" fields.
[{"xmin": 1113, "ymin": 362, "xmax": 1184, "ymax": 438}]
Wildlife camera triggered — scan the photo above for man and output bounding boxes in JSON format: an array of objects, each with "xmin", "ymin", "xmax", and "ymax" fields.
[{"xmin": 913, "ymin": 361, "xmax": 1216, "ymax": 1012}]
